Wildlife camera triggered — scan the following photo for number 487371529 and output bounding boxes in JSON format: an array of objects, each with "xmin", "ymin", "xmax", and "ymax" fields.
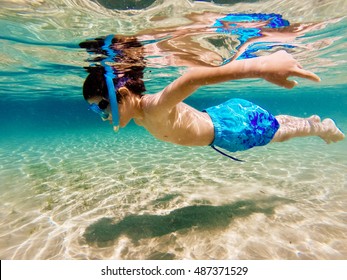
[{"xmin": 193, "ymin": 266, "xmax": 248, "ymax": 276}]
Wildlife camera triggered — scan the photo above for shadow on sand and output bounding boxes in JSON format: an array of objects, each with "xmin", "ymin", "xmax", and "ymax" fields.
[{"xmin": 84, "ymin": 196, "xmax": 293, "ymax": 247}]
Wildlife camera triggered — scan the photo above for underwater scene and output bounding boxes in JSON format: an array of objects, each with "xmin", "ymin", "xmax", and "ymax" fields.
[{"xmin": 0, "ymin": 0, "xmax": 346, "ymax": 260}]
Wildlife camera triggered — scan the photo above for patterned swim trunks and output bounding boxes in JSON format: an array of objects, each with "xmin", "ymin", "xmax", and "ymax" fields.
[{"xmin": 204, "ymin": 98, "xmax": 280, "ymax": 152}]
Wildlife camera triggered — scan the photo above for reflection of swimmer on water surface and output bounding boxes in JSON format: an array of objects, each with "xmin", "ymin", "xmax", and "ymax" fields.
[
  {"xmin": 80, "ymin": 14, "xmax": 344, "ymax": 161},
  {"xmin": 135, "ymin": 12, "xmax": 336, "ymax": 67}
]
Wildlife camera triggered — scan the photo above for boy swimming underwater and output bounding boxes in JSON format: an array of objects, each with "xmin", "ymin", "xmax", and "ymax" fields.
[{"xmin": 80, "ymin": 35, "xmax": 344, "ymax": 160}]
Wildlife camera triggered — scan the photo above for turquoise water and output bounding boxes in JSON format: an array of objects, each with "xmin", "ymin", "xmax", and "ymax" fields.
[{"xmin": 0, "ymin": 0, "xmax": 346, "ymax": 259}]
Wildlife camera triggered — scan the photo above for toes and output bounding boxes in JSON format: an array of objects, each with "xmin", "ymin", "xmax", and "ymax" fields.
[
  {"xmin": 308, "ymin": 115, "xmax": 321, "ymax": 123},
  {"xmin": 321, "ymin": 118, "xmax": 345, "ymax": 142}
]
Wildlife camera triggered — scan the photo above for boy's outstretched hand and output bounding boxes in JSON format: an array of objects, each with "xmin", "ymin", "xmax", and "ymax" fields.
[{"xmin": 259, "ymin": 50, "xmax": 321, "ymax": 89}]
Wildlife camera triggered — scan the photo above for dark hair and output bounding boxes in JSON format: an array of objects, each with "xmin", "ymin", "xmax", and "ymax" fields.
[{"xmin": 80, "ymin": 35, "xmax": 146, "ymax": 103}]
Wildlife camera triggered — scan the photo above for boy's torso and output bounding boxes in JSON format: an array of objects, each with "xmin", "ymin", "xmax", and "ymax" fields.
[{"xmin": 135, "ymin": 97, "xmax": 214, "ymax": 147}]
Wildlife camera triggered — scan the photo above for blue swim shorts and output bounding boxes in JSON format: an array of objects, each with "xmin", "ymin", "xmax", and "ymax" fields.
[{"xmin": 204, "ymin": 98, "xmax": 280, "ymax": 152}]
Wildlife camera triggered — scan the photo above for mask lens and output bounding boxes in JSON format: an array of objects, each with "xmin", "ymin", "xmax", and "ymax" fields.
[
  {"xmin": 89, "ymin": 103, "xmax": 109, "ymax": 119},
  {"xmin": 98, "ymin": 99, "xmax": 109, "ymax": 110}
]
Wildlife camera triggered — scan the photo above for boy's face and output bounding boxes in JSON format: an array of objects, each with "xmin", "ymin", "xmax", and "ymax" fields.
[{"xmin": 87, "ymin": 94, "xmax": 129, "ymax": 129}]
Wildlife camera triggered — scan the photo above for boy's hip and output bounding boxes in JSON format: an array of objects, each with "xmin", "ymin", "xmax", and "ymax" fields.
[{"xmin": 204, "ymin": 98, "xmax": 279, "ymax": 152}]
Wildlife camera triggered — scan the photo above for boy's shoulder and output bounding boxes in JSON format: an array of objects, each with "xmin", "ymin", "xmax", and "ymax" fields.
[{"xmin": 141, "ymin": 92, "xmax": 167, "ymax": 115}]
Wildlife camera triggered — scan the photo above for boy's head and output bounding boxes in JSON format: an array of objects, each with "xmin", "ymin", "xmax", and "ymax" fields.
[
  {"xmin": 80, "ymin": 35, "xmax": 147, "ymax": 120},
  {"xmin": 82, "ymin": 65, "xmax": 146, "ymax": 103}
]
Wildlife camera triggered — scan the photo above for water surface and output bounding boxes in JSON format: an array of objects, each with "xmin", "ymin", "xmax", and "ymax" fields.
[{"xmin": 0, "ymin": 0, "xmax": 346, "ymax": 259}]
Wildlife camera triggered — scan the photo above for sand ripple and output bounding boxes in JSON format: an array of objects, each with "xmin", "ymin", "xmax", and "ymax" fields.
[{"xmin": 0, "ymin": 129, "xmax": 346, "ymax": 259}]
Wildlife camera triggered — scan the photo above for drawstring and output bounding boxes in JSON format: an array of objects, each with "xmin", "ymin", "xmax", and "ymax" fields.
[{"xmin": 211, "ymin": 145, "xmax": 245, "ymax": 162}]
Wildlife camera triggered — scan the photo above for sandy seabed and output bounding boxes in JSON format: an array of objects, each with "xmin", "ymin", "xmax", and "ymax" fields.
[{"xmin": 0, "ymin": 126, "xmax": 346, "ymax": 260}]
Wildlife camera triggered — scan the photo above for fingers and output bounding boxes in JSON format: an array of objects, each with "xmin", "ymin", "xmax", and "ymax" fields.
[
  {"xmin": 293, "ymin": 68, "xmax": 321, "ymax": 82},
  {"xmin": 282, "ymin": 79, "xmax": 298, "ymax": 89},
  {"xmin": 266, "ymin": 78, "xmax": 298, "ymax": 89}
]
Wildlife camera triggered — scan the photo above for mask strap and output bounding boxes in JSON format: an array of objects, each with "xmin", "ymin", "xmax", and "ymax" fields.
[{"xmin": 211, "ymin": 145, "xmax": 244, "ymax": 162}]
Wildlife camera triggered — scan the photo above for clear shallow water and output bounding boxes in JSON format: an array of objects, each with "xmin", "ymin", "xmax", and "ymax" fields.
[{"xmin": 0, "ymin": 0, "xmax": 346, "ymax": 259}]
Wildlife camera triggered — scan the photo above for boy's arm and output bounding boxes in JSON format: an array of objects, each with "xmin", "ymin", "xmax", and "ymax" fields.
[{"xmin": 157, "ymin": 50, "xmax": 320, "ymax": 110}]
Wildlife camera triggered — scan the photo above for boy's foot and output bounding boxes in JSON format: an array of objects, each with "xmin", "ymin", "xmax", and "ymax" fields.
[{"xmin": 320, "ymin": 118, "xmax": 345, "ymax": 144}]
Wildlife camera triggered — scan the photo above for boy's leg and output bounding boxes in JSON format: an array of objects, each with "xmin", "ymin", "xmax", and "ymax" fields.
[{"xmin": 272, "ymin": 115, "xmax": 345, "ymax": 143}]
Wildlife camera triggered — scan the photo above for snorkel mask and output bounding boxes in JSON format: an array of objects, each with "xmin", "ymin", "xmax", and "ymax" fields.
[{"xmin": 89, "ymin": 102, "xmax": 109, "ymax": 120}]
